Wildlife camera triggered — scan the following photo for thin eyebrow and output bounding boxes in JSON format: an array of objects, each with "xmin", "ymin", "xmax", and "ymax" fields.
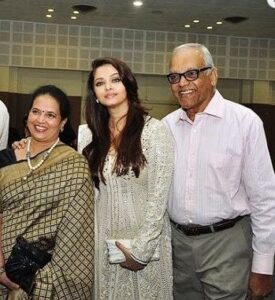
[
  {"xmin": 46, "ymin": 111, "xmax": 57, "ymax": 115},
  {"xmin": 110, "ymin": 72, "xmax": 120, "ymax": 77},
  {"xmin": 94, "ymin": 72, "xmax": 120, "ymax": 82}
]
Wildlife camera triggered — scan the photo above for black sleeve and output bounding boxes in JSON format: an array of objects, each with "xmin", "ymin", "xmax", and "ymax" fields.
[{"xmin": 0, "ymin": 148, "xmax": 16, "ymax": 168}]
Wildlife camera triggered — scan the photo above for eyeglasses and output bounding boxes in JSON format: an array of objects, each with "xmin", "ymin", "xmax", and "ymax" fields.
[{"xmin": 167, "ymin": 66, "xmax": 212, "ymax": 84}]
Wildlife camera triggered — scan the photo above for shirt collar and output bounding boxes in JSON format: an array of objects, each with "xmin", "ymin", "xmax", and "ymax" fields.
[
  {"xmin": 177, "ymin": 89, "xmax": 224, "ymax": 123},
  {"xmin": 204, "ymin": 90, "xmax": 224, "ymax": 118},
  {"xmin": 178, "ymin": 109, "xmax": 190, "ymax": 123}
]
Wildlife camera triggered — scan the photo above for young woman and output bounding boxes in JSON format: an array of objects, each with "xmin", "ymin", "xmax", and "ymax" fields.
[{"xmin": 78, "ymin": 57, "xmax": 174, "ymax": 299}]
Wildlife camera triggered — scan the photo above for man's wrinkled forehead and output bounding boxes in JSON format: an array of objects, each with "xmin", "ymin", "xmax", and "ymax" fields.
[{"xmin": 169, "ymin": 48, "xmax": 204, "ymax": 71}]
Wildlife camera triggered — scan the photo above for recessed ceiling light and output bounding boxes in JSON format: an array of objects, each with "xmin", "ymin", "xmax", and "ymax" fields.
[
  {"xmin": 223, "ymin": 16, "xmax": 248, "ymax": 24},
  {"xmin": 73, "ymin": 10, "xmax": 79, "ymax": 14},
  {"xmin": 185, "ymin": 24, "xmax": 191, "ymax": 28},
  {"xmin": 48, "ymin": 8, "xmax": 54, "ymax": 12},
  {"xmin": 216, "ymin": 21, "xmax": 223, "ymax": 25},
  {"xmin": 46, "ymin": 14, "xmax": 52, "ymax": 18},
  {"xmin": 207, "ymin": 26, "xmax": 213, "ymax": 30},
  {"xmin": 71, "ymin": 16, "xmax": 77, "ymax": 20},
  {"xmin": 267, "ymin": 0, "xmax": 275, "ymax": 8},
  {"xmin": 133, "ymin": 1, "xmax": 143, "ymax": 7},
  {"xmin": 72, "ymin": 4, "xmax": 97, "ymax": 13},
  {"xmin": 193, "ymin": 19, "xmax": 199, "ymax": 23}
]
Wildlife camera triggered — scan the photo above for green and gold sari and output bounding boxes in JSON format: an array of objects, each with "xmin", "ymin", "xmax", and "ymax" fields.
[{"xmin": 0, "ymin": 144, "xmax": 94, "ymax": 299}]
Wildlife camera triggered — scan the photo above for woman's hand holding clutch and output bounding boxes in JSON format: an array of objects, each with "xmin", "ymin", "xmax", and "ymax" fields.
[
  {"xmin": 0, "ymin": 269, "xmax": 20, "ymax": 290},
  {"xmin": 115, "ymin": 241, "xmax": 145, "ymax": 272}
]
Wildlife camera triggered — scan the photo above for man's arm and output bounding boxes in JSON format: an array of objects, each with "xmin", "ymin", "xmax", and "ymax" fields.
[{"xmin": 242, "ymin": 116, "xmax": 275, "ymax": 298}]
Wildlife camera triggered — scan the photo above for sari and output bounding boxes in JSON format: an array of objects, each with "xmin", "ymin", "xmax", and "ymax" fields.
[{"xmin": 0, "ymin": 144, "xmax": 94, "ymax": 299}]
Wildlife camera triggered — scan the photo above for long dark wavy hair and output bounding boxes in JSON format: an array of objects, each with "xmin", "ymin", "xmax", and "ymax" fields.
[{"xmin": 83, "ymin": 57, "xmax": 148, "ymax": 187}]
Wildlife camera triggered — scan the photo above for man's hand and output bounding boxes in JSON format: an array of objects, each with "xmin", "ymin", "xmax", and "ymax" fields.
[
  {"xmin": 116, "ymin": 241, "xmax": 145, "ymax": 272},
  {"xmin": 12, "ymin": 138, "xmax": 27, "ymax": 150},
  {"xmin": 247, "ymin": 272, "xmax": 273, "ymax": 299}
]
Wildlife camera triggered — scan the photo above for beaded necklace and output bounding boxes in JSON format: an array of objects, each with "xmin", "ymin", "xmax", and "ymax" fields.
[{"xmin": 23, "ymin": 137, "xmax": 60, "ymax": 180}]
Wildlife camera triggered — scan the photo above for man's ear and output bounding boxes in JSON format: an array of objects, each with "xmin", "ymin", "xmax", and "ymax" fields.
[{"xmin": 210, "ymin": 67, "xmax": 218, "ymax": 87}]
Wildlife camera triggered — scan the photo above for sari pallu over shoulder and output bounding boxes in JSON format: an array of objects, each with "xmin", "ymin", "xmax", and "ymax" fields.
[
  {"xmin": 0, "ymin": 144, "xmax": 78, "ymax": 187},
  {"xmin": 0, "ymin": 144, "xmax": 94, "ymax": 299}
]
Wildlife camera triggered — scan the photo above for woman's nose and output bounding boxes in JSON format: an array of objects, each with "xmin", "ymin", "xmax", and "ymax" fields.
[
  {"xmin": 37, "ymin": 112, "xmax": 46, "ymax": 122},
  {"xmin": 105, "ymin": 82, "xmax": 112, "ymax": 90}
]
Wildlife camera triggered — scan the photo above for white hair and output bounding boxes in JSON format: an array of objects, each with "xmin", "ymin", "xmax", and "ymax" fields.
[{"xmin": 173, "ymin": 43, "xmax": 215, "ymax": 72}]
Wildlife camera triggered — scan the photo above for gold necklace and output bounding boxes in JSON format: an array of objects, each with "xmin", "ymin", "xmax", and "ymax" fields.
[{"xmin": 23, "ymin": 137, "xmax": 60, "ymax": 180}]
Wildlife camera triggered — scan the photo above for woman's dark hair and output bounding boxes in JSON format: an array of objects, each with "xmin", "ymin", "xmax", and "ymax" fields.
[
  {"xmin": 29, "ymin": 85, "xmax": 70, "ymax": 120},
  {"xmin": 59, "ymin": 119, "xmax": 77, "ymax": 149},
  {"xmin": 83, "ymin": 57, "xmax": 148, "ymax": 186}
]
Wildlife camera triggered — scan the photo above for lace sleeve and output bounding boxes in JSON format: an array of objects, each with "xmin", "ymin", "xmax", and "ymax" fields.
[
  {"xmin": 77, "ymin": 124, "xmax": 93, "ymax": 154},
  {"xmin": 130, "ymin": 119, "xmax": 174, "ymax": 262}
]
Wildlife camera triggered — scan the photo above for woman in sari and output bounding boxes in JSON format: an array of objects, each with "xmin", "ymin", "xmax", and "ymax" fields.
[
  {"xmin": 0, "ymin": 85, "xmax": 94, "ymax": 299},
  {"xmin": 78, "ymin": 57, "xmax": 174, "ymax": 299}
]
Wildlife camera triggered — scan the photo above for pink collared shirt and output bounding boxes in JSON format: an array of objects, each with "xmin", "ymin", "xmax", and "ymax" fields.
[{"xmin": 163, "ymin": 90, "xmax": 275, "ymax": 274}]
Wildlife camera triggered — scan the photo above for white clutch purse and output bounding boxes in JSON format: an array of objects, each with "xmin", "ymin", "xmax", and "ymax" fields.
[{"xmin": 106, "ymin": 239, "xmax": 160, "ymax": 264}]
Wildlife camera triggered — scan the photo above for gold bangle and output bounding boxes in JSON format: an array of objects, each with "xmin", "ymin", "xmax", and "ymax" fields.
[{"xmin": 0, "ymin": 267, "xmax": 5, "ymax": 275}]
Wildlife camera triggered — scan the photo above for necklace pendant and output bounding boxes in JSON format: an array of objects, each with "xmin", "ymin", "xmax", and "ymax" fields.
[
  {"xmin": 24, "ymin": 137, "xmax": 59, "ymax": 181},
  {"xmin": 23, "ymin": 170, "xmax": 32, "ymax": 180}
]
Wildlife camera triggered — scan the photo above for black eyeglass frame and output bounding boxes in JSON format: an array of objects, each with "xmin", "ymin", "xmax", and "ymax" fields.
[{"xmin": 167, "ymin": 66, "xmax": 212, "ymax": 84}]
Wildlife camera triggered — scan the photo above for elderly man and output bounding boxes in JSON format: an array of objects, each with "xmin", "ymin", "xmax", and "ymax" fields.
[
  {"xmin": 163, "ymin": 43, "xmax": 275, "ymax": 300},
  {"xmin": 0, "ymin": 100, "xmax": 9, "ymax": 150}
]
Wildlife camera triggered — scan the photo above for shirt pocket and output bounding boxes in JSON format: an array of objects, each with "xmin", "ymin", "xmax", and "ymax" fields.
[{"xmin": 209, "ymin": 152, "xmax": 243, "ymax": 195}]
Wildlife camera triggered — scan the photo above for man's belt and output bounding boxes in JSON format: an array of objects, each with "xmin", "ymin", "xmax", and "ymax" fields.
[{"xmin": 171, "ymin": 215, "xmax": 245, "ymax": 236}]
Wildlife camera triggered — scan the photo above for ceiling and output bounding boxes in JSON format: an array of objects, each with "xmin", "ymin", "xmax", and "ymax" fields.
[{"xmin": 0, "ymin": 0, "xmax": 275, "ymax": 39}]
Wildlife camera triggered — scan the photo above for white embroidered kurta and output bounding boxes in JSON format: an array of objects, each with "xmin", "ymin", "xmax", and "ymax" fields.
[
  {"xmin": 0, "ymin": 100, "xmax": 9, "ymax": 150},
  {"xmin": 78, "ymin": 117, "xmax": 174, "ymax": 300}
]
